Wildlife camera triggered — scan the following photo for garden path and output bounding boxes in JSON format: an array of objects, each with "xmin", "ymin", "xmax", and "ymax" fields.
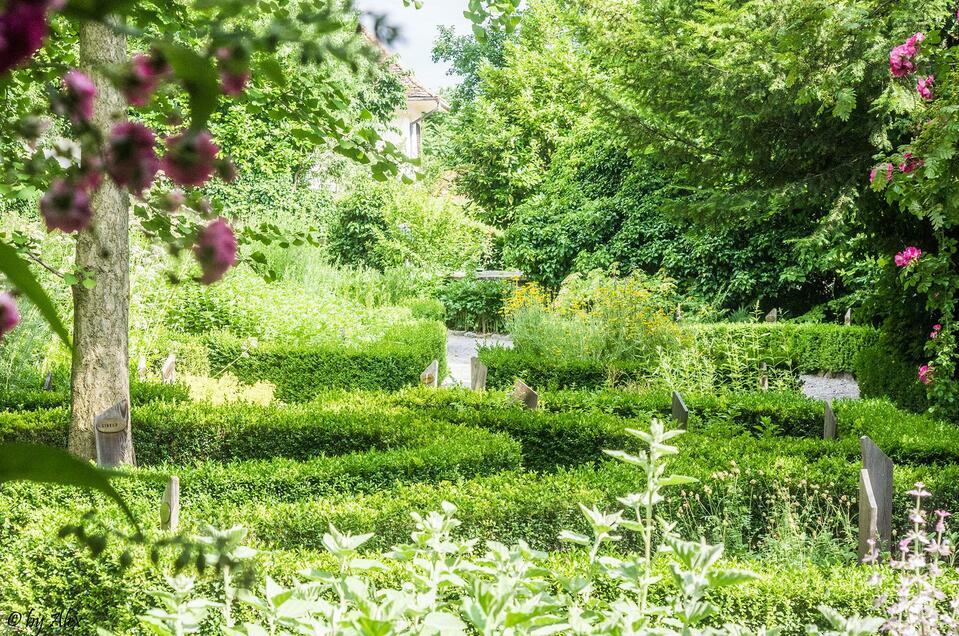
[
  {"xmin": 443, "ymin": 331, "xmax": 862, "ymax": 400},
  {"xmin": 444, "ymin": 331, "xmax": 513, "ymax": 387}
]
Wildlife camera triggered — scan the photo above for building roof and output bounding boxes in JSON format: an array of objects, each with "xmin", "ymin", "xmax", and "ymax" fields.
[{"xmin": 361, "ymin": 26, "xmax": 450, "ymax": 112}]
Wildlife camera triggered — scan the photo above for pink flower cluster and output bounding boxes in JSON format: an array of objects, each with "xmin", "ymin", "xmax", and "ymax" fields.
[
  {"xmin": 0, "ymin": 0, "xmax": 60, "ymax": 75},
  {"xmin": 889, "ymin": 32, "xmax": 925, "ymax": 78},
  {"xmin": 895, "ymin": 246, "xmax": 922, "ymax": 267},
  {"xmin": 55, "ymin": 70, "xmax": 96, "ymax": 126},
  {"xmin": 40, "ymin": 178, "xmax": 91, "ymax": 233},
  {"xmin": 161, "ymin": 130, "xmax": 220, "ymax": 187},
  {"xmin": 899, "ymin": 152, "xmax": 923, "ymax": 174},
  {"xmin": 121, "ymin": 52, "xmax": 169, "ymax": 107},
  {"xmin": 105, "ymin": 121, "xmax": 160, "ymax": 197},
  {"xmin": 917, "ymin": 74, "xmax": 935, "ymax": 100},
  {"xmin": 0, "ymin": 293, "xmax": 20, "ymax": 338},
  {"xmin": 216, "ymin": 46, "xmax": 250, "ymax": 96},
  {"xmin": 193, "ymin": 218, "xmax": 237, "ymax": 284},
  {"xmin": 919, "ymin": 364, "xmax": 934, "ymax": 385},
  {"xmin": 931, "ymin": 324, "xmax": 942, "ymax": 339}
]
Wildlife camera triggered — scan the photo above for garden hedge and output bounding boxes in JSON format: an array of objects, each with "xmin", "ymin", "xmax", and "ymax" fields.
[
  {"xmin": 853, "ymin": 344, "xmax": 928, "ymax": 413},
  {"xmin": 206, "ymin": 320, "xmax": 447, "ymax": 400},
  {"xmin": 480, "ymin": 323, "xmax": 880, "ymax": 390},
  {"xmin": 0, "ymin": 380, "xmax": 189, "ymax": 412}
]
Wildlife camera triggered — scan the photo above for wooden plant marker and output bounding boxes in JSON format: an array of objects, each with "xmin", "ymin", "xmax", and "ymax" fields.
[
  {"xmin": 421, "ymin": 359, "xmax": 439, "ymax": 388},
  {"xmin": 160, "ymin": 476, "xmax": 180, "ymax": 532},
  {"xmin": 860, "ymin": 436, "xmax": 893, "ymax": 553},
  {"xmin": 161, "ymin": 354, "xmax": 176, "ymax": 384},
  {"xmin": 823, "ymin": 401, "xmax": 837, "ymax": 440},
  {"xmin": 844, "ymin": 308, "xmax": 852, "ymax": 326},
  {"xmin": 674, "ymin": 304, "xmax": 683, "ymax": 322},
  {"xmin": 42, "ymin": 371, "xmax": 53, "ymax": 391},
  {"xmin": 470, "ymin": 357, "xmax": 488, "ymax": 391},
  {"xmin": 94, "ymin": 399, "xmax": 130, "ymax": 468},
  {"xmin": 765, "ymin": 308, "xmax": 778, "ymax": 323},
  {"xmin": 858, "ymin": 468, "xmax": 879, "ymax": 562},
  {"xmin": 137, "ymin": 355, "xmax": 148, "ymax": 382},
  {"xmin": 511, "ymin": 379, "xmax": 539, "ymax": 410},
  {"xmin": 671, "ymin": 390, "xmax": 689, "ymax": 430},
  {"xmin": 760, "ymin": 363, "xmax": 769, "ymax": 392}
]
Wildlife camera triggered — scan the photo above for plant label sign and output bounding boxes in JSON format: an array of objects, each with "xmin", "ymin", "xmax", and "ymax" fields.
[
  {"xmin": 858, "ymin": 468, "xmax": 879, "ymax": 562},
  {"xmin": 860, "ymin": 435, "xmax": 893, "ymax": 553},
  {"xmin": 765, "ymin": 308, "xmax": 778, "ymax": 323},
  {"xmin": 844, "ymin": 308, "xmax": 852, "ymax": 326},
  {"xmin": 421, "ymin": 359, "xmax": 439, "ymax": 388},
  {"xmin": 760, "ymin": 363, "xmax": 769, "ymax": 392},
  {"xmin": 94, "ymin": 399, "xmax": 130, "ymax": 468},
  {"xmin": 137, "ymin": 355, "xmax": 148, "ymax": 382},
  {"xmin": 511, "ymin": 379, "xmax": 539, "ymax": 410},
  {"xmin": 672, "ymin": 390, "xmax": 689, "ymax": 429},
  {"xmin": 824, "ymin": 401, "xmax": 837, "ymax": 440},
  {"xmin": 470, "ymin": 357, "xmax": 488, "ymax": 391},
  {"xmin": 160, "ymin": 476, "xmax": 180, "ymax": 532},
  {"xmin": 42, "ymin": 371, "xmax": 53, "ymax": 391},
  {"xmin": 161, "ymin": 353, "xmax": 176, "ymax": 384}
]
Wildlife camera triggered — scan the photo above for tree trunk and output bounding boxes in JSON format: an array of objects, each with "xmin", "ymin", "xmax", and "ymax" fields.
[{"xmin": 68, "ymin": 21, "xmax": 134, "ymax": 464}]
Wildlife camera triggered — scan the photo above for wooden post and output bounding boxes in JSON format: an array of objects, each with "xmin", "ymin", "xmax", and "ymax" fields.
[
  {"xmin": 470, "ymin": 357, "xmax": 488, "ymax": 391},
  {"xmin": 860, "ymin": 436, "xmax": 893, "ymax": 553},
  {"xmin": 160, "ymin": 476, "xmax": 180, "ymax": 532},
  {"xmin": 858, "ymin": 468, "xmax": 879, "ymax": 562},
  {"xmin": 765, "ymin": 308, "xmax": 778, "ymax": 323},
  {"xmin": 161, "ymin": 353, "xmax": 176, "ymax": 384},
  {"xmin": 511, "ymin": 379, "xmax": 539, "ymax": 410},
  {"xmin": 137, "ymin": 355, "xmax": 148, "ymax": 382},
  {"xmin": 824, "ymin": 401, "xmax": 837, "ymax": 440},
  {"xmin": 844, "ymin": 308, "xmax": 852, "ymax": 326},
  {"xmin": 760, "ymin": 363, "xmax": 769, "ymax": 392},
  {"xmin": 94, "ymin": 399, "xmax": 131, "ymax": 468},
  {"xmin": 671, "ymin": 390, "xmax": 689, "ymax": 429},
  {"xmin": 674, "ymin": 304, "xmax": 683, "ymax": 322},
  {"xmin": 421, "ymin": 359, "xmax": 439, "ymax": 388},
  {"xmin": 42, "ymin": 371, "xmax": 53, "ymax": 391}
]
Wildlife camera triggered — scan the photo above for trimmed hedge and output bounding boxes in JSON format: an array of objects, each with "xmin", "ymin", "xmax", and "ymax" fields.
[
  {"xmin": 207, "ymin": 320, "xmax": 447, "ymax": 400},
  {"xmin": 480, "ymin": 323, "xmax": 880, "ymax": 390},
  {"xmin": 853, "ymin": 344, "xmax": 928, "ymax": 413},
  {"xmin": 0, "ymin": 380, "xmax": 189, "ymax": 412}
]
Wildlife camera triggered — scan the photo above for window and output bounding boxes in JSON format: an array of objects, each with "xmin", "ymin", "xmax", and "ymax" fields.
[{"xmin": 409, "ymin": 120, "xmax": 422, "ymax": 158}]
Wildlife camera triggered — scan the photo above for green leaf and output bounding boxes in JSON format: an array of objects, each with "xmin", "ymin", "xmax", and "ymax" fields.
[
  {"xmin": 0, "ymin": 443, "xmax": 140, "ymax": 532},
  {"xmin": 0, "ymin": 241, "xmax": 71, "ymax": 349},
  {"xmin": 155, "ymin": 43, "xmax": 221, "ymax": 130},
  {"xmin": 259, "ymin": 58, "xmax": 287, "ymax": 88}
]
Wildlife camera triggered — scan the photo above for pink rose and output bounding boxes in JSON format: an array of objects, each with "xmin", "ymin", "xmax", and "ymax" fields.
[
  {"xmin": 919, "ymin": 364, "xmax": 934, "ymax": 385},
  {"xmin": 193, "ymin": 218, "xmax": 237, "ymax": 284}
]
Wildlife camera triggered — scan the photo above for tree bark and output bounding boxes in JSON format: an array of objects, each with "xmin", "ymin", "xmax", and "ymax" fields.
[{"xmin": 68, "ymin": 21, "xmax": 134, "ymax": 464}]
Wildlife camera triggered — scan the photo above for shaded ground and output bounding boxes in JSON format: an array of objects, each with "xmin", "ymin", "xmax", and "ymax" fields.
[{"xmin": 444, "ymin": 332, "xmax": 862, "ymax": 400}]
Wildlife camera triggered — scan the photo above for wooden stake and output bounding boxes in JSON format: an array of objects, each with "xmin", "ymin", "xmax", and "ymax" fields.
[
  {"xmin": 824, "ymin": 401, "xmax": 837, "ymax": 440},
  {"xmin": 860, "ymin": 436, "xmax": 893, "ymax": 553},
  {"xmin": 94, "ymin": 399, "xmax": 131, "ymax": 468},
  {"xmin": 858, "ymin": 468, "xmax": 879, "ymax": 562},
  {"xmin": 137, "ymin": 355, "xmax": 148, "ymax": 382},
  {"xmin": 161, "ymin": 353, "xmax": 176, "ymax": 384},
  {"xmin": 42, "ymin": 371, "xmax": 53, "ymax": 391},
  {"xmin": 160, "ymin": 476, "xmax": 180, "ymax": 532},
  {"xmin": 421, "ymin": 359, "xmax": 439, "ymax": 388},
  {"xmin": 511, "ymin": 379, "xmax": 539, "ymax": 410},
  {"xmin": 765, "ymin": 308, "xmax": 778, "ymax": 323},
  {"xmin": 671, "ymin": 390, "xmax": 689, "ymax": 429},
  {"xmin": 470, "ymin": 357, "xmax": 488, "ymax": 391}
]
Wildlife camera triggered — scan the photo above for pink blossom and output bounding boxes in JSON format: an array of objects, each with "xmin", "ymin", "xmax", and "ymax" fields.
[
  {"xmin": 220, "ymin": 70, "xmax": 250, "ymax": 96},
  {"xmin": 193, "ymin": 217, "xmax": 237, "ymax": 284},
  {"xmin": 870, "ymin": 163, "xmax": 894, "ymax": 184},
  {"xmin": 121, "ymin": 52, "xmax": 168, "ymax": 107},
  {"xmin": 57, "ymin": 70, "xmax": 96, "ymax": 125},
  {"xmin": 935, "ymin": 510, "xmax": 951, "ymax": 534},
  {"xmin": 40, "ymin": 179, "xmax": 91, "ymax": 233},
  {"xmin": 105, "ymin": 121, "xmax": 159, "ymax": 196},
  {"xmin": 79, "ymin": 151, "xmax": 103, "ymax": 191},
  {"xmin": 917, "ymin": 75, "xmax": 935, "ymax": 100},
  {"xmin": 160, "ymin": 189, "xmax": 186, "ymax": 212},
  {"xmin": 895, "ymin": 246, "xmax": 922, "ymax": 267},
  {"xmin": 161, "ymin": 130, "xmax": 219, "ymax": 187},
  {"xmin": 889, "ymin": 32, "xmax": 925, "ymax": 78},
  {"xmin": 0, "ymin": 293, "xmax": 20, "ymax": 337},
  {"xmin": 0, "ymin": 1, "xmax": 48, "ymax": 75},
  {"xmin": 899, "ymin": 152, "xmax": 923, "ymax": 174},
  {"xmin": 931, "ymin": 324, "xmax": 942, "ymax": 339},
  {"xmin": 919, "ymin": 364, "xmax": 934, "ymax": 385}
]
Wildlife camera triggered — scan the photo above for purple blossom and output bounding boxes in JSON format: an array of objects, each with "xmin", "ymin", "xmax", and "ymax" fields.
[
  {"xmin": 0, "ymin": 293, "xmax": 20, "ymax": 337},
  {"xmin": 930, "ymin": 324, "xmax": 942, "ymax": 339},
  {"xmin": 919, "ymin": 364, "xmax": 934, "ymax": 385},
  {"xmin": 194, "ymin": 217, "xmax": 237, "ymax": 284},
  {"xmin": 917, "ymin": 75, "xmax": 935, "ymax": 100},
  {"xmin": 105, "ymin": 121, "xmax": 159, "ymax": 196},
  {"xmin": 121, "ymin": 52, "xmax": 168, "ymax": 107},
  {"xmin": 0, "ymin": 1, "xmax": 48, "ymax": 75},
  {"xmin": 216, "ymin": 46, "xmax": 249, "ymax": 96},
  {"xmin": 58, "ymin": 70, "xmax": 96, "ymax": 125},
  {"xmin": 161, "ymin": 130, "xmax": 219, "ymax": 187},
  {"xmin": 889, "ymin": 32, "xmax": 925, "ymax": 78},
  {"xmin": 870, "ymin": 162, "xmax": 894, "ymax": 184},
  {"xmin": 40, "ymin": 178, "xmax": 92, "ymax": 233},
  {"xmin": 899, "ymin": 152, "xmax": 923, "ymax": 174}
]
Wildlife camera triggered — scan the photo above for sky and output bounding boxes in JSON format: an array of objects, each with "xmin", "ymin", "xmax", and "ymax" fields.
[{"xmin": 356, "ymin": 0, "xmax": 471, "ymax": 91}]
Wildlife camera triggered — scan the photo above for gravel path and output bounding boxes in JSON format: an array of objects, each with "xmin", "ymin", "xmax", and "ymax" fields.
[
  {"xmin": 445, "ymin": 331, "xmax": 512, "ymax": 387},
  {"xmin": 444, "ymin": 331, "xmax": 861, "ymax": 399},
  {"xmin": 800, "ymin": 373, "xmax": 860, "ymax": 401}
]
